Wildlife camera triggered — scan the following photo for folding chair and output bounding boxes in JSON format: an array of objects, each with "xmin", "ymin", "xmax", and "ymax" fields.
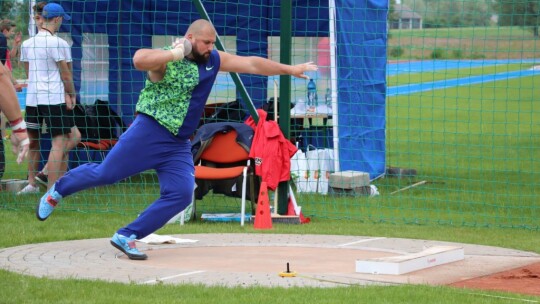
[{"xmin": 188, "ymin": 129, "xmax": 254, "ymax": 226}]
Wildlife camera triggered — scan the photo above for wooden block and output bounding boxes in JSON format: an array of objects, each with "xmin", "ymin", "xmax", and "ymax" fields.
[
  {"xmin": 1, "ymin": 179, "xmax": 27, "ymax": 192},
  {"xmin": 329, "ymin": 171, "xmax": 370, "ymax": 189},
  {"xmin": 356, "ymin": 246, "xmax": 464, "ymax": 275}
]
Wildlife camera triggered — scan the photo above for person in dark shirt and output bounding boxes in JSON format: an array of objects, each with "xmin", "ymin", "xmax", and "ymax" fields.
[{"xmin": 0, "ymin": 19, "xmax": 22, "ymax": 91}]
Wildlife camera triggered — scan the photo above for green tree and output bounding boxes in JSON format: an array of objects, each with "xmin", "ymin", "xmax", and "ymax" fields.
[
  {"xmin": 1, "ymin": 0, "xmax": 30, "ymax": 33},
  {"xmin": 495, "ymin": 0, "xmax": 540, "ymax": 38},
  {"xmin": 0, "ymin": 1, "xmax": 16, "ymax": 20},
  {"xmin": 388, "ymin": 0, "xmax": 398, "ymax": 36},
  {"xmin": 388, "ymin": 0, "xmax": 399, "ymax": 23},
  {"xmin": 403, "ymin": 0, "xmax": 493, "ymax": 28}
]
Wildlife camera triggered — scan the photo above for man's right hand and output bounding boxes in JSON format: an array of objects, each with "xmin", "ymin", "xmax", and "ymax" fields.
[
  {"xmin": 14, "ymin": 32, "xmax": 22, "ymax": 47},
  {"xmin": 170, "ymin": 38, "xmax": 192, "ymax": 61},
  {"xmin": 13, "ymin": 83, "xmax": 24, "ymax": 92},
  {"xmin": 65, "ymin": 94, "xmax": 76, "ymax": 110}
]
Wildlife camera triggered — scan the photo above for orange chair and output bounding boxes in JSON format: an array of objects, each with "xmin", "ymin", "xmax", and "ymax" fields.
[
  {"xmin": 72, "ymin": 139, "xmax": 117, "ymax": 165},
  {"xmin": 189, "ymin": 129, "xmax": 254, "ymax": 226}
]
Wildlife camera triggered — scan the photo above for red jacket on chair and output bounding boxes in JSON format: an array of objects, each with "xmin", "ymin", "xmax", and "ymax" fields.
[{"xmin": 245, "ymin": 109, "xmax": 298, "ymax": 190}]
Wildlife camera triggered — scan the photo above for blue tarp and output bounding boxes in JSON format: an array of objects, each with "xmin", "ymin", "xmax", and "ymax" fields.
[
  {"xmin": 335, "ymin": 0, "xmax": 387, "ymax": 178},
  {"xmin": 55, "ymin": 0, "xmax": 386, "ymax": 179}
]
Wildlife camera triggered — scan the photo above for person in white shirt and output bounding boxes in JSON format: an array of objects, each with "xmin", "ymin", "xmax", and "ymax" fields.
[
  {"xmin": 17, "ymin": 1, "xmax": 81, "ymax": 195},
  {"xmin": 19, "ymin": 3, "xmax": 79, "ymax": 192}
]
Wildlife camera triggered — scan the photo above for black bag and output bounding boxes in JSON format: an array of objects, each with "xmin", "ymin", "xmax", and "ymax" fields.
[
  {"xmin": 74, "ymin": 99, "xmax": 127, "ymax": 143},
  {"xmin": 203, "ymin": 99, "xmax": 247, "ymax": 125},
  {"xmin": 262, "ymin": 97, "xmax": 296, "ymax": 121}
]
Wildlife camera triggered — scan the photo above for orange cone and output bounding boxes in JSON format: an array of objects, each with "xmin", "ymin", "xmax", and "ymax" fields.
[
  {"xmin": 254, "ymin": 182, "xmax": 272, "ymax": 229},
  {"xmin": 287, "ymin": 197, "xmax": 311, "ymax": 224}
]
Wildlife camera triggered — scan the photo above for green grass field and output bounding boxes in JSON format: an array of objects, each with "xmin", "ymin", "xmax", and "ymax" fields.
[
  {"xmin": 382, "ymin": 74, "xmax": 540, "ymax": 229},
  {"xmin": 389, "ymin": 26, "xmax": 540, "ymax": 59},
  {"xmin": 393, "ymin": 26, "xmax": 535, "ymax": 39}
]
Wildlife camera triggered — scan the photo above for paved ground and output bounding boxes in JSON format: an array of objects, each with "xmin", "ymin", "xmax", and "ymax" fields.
[{"xmin": 1, "ymin": 233, "xmax": 539, "ymax": 288}]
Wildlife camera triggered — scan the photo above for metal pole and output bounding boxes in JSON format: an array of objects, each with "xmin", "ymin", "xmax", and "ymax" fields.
[
  {"xmin": 329, "ymin": 0, "xmax": 340, "ymax": 172},
  {"xmin": 29, "ymin": 0, "xmax": 36, "ymax": 36},
  {"xmin": 277, "ymin": 1, "xmax": 293, "ymax": 215}
]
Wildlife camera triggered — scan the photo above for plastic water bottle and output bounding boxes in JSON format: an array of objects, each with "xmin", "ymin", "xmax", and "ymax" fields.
[
  {"xmin": 307, "ymin": 79, "xmax": 318, "ymax": 109},
  {"xmin": 325, "ymin": 88, "xmax": 331, "ymax": 107}
]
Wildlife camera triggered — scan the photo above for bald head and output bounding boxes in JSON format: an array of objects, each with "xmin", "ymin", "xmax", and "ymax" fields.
[{"xmin": 186, "ymin": 19, "xmax": 215, "ymax": 36}]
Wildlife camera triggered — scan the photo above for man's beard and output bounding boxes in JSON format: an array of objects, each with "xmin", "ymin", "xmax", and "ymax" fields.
[{"xmin": 191, "ymin": 47, "xmax": 210, "ymax": 64}]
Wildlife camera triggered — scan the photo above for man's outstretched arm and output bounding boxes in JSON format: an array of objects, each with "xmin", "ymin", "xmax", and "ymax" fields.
[{"xmin": 218, "ymin": 51, "xmax": 317, "ymax": 79}]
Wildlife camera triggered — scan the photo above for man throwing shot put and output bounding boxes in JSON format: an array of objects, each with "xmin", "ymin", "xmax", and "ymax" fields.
[{"xmin": 36, "ymin": 19, "xmax": 317, "ymax": 260}]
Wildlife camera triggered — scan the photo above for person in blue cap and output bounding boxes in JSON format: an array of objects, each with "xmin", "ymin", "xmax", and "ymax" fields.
[
  {"xmin": 41, "ymin": 2, "xmax": 71, "ymax": 21},
  {"xmin": 20, "ymin": 2, "xmax": 77, "ymax": 193},
  {"xmin": 17, "ymin": 1, "xmax": 82, "ymax": 194}
]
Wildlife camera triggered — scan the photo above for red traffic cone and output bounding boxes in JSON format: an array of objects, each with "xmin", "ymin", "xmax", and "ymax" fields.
[
  {"xmin": 254, "ymin": 182, "xmax": 272, "ymax": 229},
  {"xmin": 287, "ymin": 197, "xmax": 311, "ymax": 224}
]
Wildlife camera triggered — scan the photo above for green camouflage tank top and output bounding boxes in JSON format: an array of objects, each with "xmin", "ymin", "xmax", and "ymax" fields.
[{"xmin": 136, "ymin": 53, "xmax": 199, "ymax": 135}]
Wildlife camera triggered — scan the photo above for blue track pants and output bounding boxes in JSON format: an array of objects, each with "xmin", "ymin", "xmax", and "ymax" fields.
[{"xmin": 56, "ymin": 114, "xmax": 194, "ymax": 239}]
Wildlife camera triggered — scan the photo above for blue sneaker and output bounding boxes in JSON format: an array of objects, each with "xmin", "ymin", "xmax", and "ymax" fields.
[
  {"xmin": 110, "ymin": 233, "xmax": 148, "ymax": 260},
  {"xmin": 36, "ymin": 185, "xmax": 62, "ymax": 221}
]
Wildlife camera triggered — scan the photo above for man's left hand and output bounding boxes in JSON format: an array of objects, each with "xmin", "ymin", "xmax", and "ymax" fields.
[{"xmin": 291, "ymin": 62, "xmax": 318, "ymax": 80}]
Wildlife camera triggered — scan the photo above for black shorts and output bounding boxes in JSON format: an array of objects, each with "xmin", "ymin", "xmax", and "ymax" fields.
[{"xmin": 25, "ymin": 104, "xmax": 75, "ymax": 137}]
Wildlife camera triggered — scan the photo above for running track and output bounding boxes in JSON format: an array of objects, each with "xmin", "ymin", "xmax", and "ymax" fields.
[{"xmin": 387, "ymin": 59, "xmax": 540, "ymax": 96}]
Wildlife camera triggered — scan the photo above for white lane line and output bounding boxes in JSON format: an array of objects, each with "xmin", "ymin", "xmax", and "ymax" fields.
[
  {"xmin": 143, "ymin": 270, "xmax": 206, "ymax": 284},
  {"xmin": 338, "ymin": 237, "xmax": 387, "ymax": 247},
  {"xmin": 467, "ymin": 292, "xmax": 539, "ymax": 303}
]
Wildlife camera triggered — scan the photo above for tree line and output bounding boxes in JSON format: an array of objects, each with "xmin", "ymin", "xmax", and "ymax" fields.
[{"xmin": 390, "ymin": 0, "xmax": 539, "ymax": 38}]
